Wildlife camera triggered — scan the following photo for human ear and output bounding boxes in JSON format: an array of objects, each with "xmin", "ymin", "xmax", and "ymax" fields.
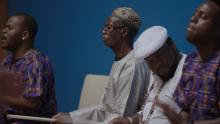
[
  {"xmin": 121, "ymin": 27, "xmax": 128, "ymax": 37},
  {"xmin": 21, "ymin": 31, "xmax": 29, "ymax": 40}
]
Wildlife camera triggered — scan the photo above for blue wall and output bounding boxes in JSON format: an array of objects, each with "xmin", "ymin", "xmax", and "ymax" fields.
[{"xmin": 8, "ymin": 0, "xmax": 201, "ymax": 112}]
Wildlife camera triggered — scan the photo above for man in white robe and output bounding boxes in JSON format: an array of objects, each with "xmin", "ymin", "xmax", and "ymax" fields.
[
  {"xmin": 53, "ymin": 7, "xmax": 150, "ymax": 124},
  {"xmin": 110, "ymin": 26, "xmax": 186, "ymax": 124}
]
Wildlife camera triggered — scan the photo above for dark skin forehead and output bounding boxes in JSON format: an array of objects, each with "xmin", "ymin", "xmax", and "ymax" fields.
[
  {"xmin": 6, "ymin": 16, "xmax": 25, "ymax": 29},
  {"xmin": 106, "ymin": 16, "xmax": 124, "ymax": 26},
  {"xmin": 200, "ymin": 1, "xmax": 220, "ymax": 18}
]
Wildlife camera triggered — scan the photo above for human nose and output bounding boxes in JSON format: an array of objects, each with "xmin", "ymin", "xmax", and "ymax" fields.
[
  {"xmin": 2, "ymin": 27, "xmax": 7, "ymax": 34},
  {"xmin": 190, "ymin": 12, "xmax": 199, "ymax": 23},
  {"xmin": 102, "ymin": 26, "xmax": 108, "ymax": 35}
]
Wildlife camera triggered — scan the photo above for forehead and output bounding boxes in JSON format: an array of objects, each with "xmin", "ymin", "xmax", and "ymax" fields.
[
  {"xmin": 6, "ymin": 16, "xmax": 24, "ymax": 27},
  {"xmin": 105, "ymin": 16, "xmax": 123, "ymax": 25},
  {"xmin": 198, "ymin": 3, "xmax": 209, "ymax": 13},
  {"xmin": 145, "ymin": 44, "xmax": 171, "ymax": 61},
  {"xmin": 199, "ymin": 2, "xmax": 220, "ymax": 17}
]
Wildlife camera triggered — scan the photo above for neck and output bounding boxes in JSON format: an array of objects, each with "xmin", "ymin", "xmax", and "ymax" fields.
[
  {"xmin": 196, "ymin": 41, "xmax": 220, "ymax": 62},
  {"xmin": 112, "ymin": 39, "xmax": 132, "ymax": 61},
  {"xmin": 114, "ymin": 46, "xmax": 132, "ymax": 61},
  {"xmin": 162, "ymin": 50, "xmax": 182, "ymax": 82},
  {"xmin": 11, "ymin": 44, "xmax": 34, "ymax": 63}
]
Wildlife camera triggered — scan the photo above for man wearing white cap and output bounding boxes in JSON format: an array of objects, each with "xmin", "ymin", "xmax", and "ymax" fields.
[
  {"xmin": 53, "ymin": 7, "xmax": 150, "ymax": 124},
  {"xmin": 110, "ymin": 26, "xmax": 187, "ymax": 124}
]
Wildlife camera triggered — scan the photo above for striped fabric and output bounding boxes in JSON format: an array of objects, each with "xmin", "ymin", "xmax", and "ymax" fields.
[{"xmin": 174, "ymin": 51, "xmax": 220, "ymax": 122}]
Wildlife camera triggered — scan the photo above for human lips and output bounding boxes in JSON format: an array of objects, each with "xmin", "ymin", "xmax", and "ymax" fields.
[
  {"xmin": 1, "ymin": 35, "xmax": 7, "ymax": 41},
  {"xmin": 102, "ymin": 35, "xmax": 108, "ymax": 41},
  {"xmin": 187, "ymin": 27, "xmax": 193, "ymax": 32},
  {"xmin": 0, "ymin": 35, "xmax": 7, "ymax": 45},
  {"xmin": 187, "ymin": 23, "xmax": 195, "ymax": 32}
]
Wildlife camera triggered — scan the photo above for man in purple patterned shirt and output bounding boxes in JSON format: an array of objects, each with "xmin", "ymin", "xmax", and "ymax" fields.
[
  {"xmin": 160, "ymin": 0, "xmax": 220, "ymax": 124},
  {"xmin": 0, "ymin": 13, "xmax": 57, "ymax": 123}
]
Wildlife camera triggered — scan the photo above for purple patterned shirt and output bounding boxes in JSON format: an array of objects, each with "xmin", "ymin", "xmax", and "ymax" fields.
[
  {"xmin": 174, "ymin": 51, "xmax": 220, "ymax": 122},
  {"xmin": 0, "ymin": 49, "xmax": 57, "ymax": 124}
]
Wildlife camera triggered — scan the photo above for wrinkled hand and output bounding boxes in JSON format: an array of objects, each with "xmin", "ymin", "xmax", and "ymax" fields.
[
  {"xmin": 156, "ymin": 100, "xmax": 188, "ymax": 124},
  {"xmin": 109, "ymin": 117, "xmax": 130, "ymax": 124},
  {"xmin": 156, "ymin": 99, "xmax": 173, "ymax": 116},
  {"xmin": 52, "ymin": 112, "xmax": 73, "ymax": 124}
]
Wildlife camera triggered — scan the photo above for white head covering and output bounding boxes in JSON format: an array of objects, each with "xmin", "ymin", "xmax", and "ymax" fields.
[
  {"xmin": 112, "ymin": 7, "xmax": 141, "ymax": 29},
  {"xmin": 134, "ymin": 26, "xmax": 168, "ymax": 59}
]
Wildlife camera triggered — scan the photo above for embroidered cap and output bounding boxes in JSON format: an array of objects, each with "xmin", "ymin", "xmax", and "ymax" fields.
[{"xmin": 134, "ymin": 26, "xmax": 168, "ymax": 59}]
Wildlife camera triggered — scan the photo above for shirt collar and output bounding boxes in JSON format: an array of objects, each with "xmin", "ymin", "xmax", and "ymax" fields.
[{"xmin": 1, "ymin": 49, "xmax": 37, "ymax": 66}]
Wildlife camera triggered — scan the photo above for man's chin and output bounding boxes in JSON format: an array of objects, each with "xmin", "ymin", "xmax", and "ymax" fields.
[
  {"xmin": 158, "ymin": 72, "xmax": 172, "ymax": 82},
  {"xmin": 186, "ymin": 33, "xmax": 197, "ymax": 44},
  {"xmin": 187, "ymin": 37, "xmax": 197, "ymax": 45},
  {"xmin": 0, "ymin": 45, "xmax": 9, "ymax": 50}
]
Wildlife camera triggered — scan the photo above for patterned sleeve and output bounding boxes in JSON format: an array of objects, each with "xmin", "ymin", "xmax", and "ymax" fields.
[
  {"xmin": 173, "ymin": 67, "xmax": 190, "ymax": 112},
  {"xmin": 23, "ymin": 57, "xmax": 51, "ymax": 98}
]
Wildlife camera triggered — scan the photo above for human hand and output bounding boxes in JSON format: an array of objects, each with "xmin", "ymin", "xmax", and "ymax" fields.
[
  {"xmin": 156, "ymin": 99, "xmax": 183, "ymax": 124},
  {"xmin": 109, "ymin": 117, "xmax": 130, "ymax": 124},
  {"xmin": 52, "ymin": 112, "xmax": 73, "ymax": 124}
]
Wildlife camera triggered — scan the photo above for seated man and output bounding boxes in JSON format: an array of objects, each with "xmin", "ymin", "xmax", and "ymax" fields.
[
  {"xmin": 53, "ymin": 7, "xmax": 150, "ymax": 124},
  {"xmin": 0, "ymin": 13, "xmax": 57, "ymax": 123},
  {"xmin": 110, "ymin": 26, "xmax": 187, "ymax": 124},
  {"xmin": 162, "ymin": 0, "xmax": 220, "ymax": 124}
]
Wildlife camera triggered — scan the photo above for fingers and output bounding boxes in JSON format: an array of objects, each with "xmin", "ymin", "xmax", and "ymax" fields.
[
  {"xmin": 53, "ymin": 113, "xmax": 62, "ymax": 119},
  {"xmin": 156, "ymin": 100, "xmax": 183, "ymax": 124},
  {"xmin": 52, "ymin": 113, "xmax": 63, "ymax": 124},
  {"xmin": 156, "ymin": 99, "xmax": 172, "ymax": 115},
  {"xmin": 52, "ymin": 112, "xmax": 73, "ymax": 124},
  {"xmin": 109, "ymin": 118, "xmax": 119, "ymax": 124},
  {"xmin": 109, "ymin": 117, "xmax": 122, "ymax": 124},
  {"xmin": 109, "ymin": 117, "xmax": 130, "ymax": 124}
]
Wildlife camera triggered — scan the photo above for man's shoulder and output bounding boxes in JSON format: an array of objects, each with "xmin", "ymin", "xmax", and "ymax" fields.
[
  {"xmin": 124, "ymin": 56, "xmax": 147, "ymax": 71},
  {"xmin": 24, "ymin": 49, "xmax": 51, "ymax": 66},
  {"xmin": 185, "ymin": 52, "xmax": 199, "ymax": 63}
]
